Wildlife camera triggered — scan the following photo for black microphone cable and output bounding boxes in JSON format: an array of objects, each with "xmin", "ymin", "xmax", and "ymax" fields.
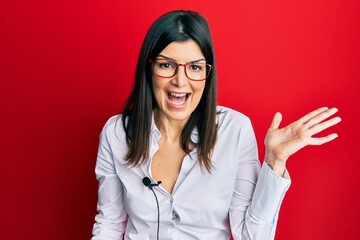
[{"xmin": 142, "ymin": 177, "xmax": 162, "ymax": 240}]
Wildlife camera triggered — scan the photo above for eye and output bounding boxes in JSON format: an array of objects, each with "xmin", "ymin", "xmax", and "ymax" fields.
[
  {"xmin": 188, "ymin": 64, "xmax": 204, "ymax": 72},
  {"xmin": 158, "ymin": 61, "xmax": 176, "ymax": 69}
]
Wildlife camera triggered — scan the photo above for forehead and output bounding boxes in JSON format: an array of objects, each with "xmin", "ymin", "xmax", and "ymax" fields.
[{"xmin": 158, "ymin": 40, "xmax": 204, "ymax": 62}]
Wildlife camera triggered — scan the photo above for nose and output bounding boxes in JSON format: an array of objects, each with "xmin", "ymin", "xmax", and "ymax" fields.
[{"xmin": 171, "ymin": 64, "xmax": 188, "ymax": 87}]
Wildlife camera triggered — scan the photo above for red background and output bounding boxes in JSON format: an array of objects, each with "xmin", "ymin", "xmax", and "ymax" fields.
[{"xmin": 1, "ymin": 0, "xmax": 359, "ymax": 239}]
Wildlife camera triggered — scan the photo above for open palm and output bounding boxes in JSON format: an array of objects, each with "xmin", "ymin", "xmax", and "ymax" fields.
[{"xmin": 264, "ymin": 107, "xmax": 341, "ymax": 175}]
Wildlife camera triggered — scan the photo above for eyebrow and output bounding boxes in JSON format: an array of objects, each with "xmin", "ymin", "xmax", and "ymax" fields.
[{"xmin": 157, "ymin": 54, "xmax": 206, "ymax": 63}]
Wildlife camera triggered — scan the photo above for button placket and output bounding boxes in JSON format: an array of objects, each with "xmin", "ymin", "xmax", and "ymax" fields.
[{"xmin": 170, "ymin": 196, "xmax": 180, "ymax": 224}]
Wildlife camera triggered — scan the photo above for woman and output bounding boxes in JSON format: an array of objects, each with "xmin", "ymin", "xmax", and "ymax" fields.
[{"xmin": 92, "ymin": 10, "xmax": 341, "ymax": 240}]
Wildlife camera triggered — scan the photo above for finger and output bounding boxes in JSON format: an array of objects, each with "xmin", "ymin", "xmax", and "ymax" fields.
[
  {"xmin": 298, "ymin": 107, "xmax": 329, "ymax": 124},
  {"xmin": 308, "ymin": 116, "xmax": 342, "ymax": 136},
  {"xmin": 308, "ymin": 133, "xmax": 339, "ymax": 145},
  {"xmin": 270, "ymin": 112, "xmax": 282, "ymax": 130},
  {"xmin": 305, "ymin": 107, "xmax": 339, "ymax": 128}
]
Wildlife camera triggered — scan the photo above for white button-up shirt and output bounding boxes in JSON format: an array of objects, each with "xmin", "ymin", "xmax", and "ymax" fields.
[{"xmin": 92, "ymin": 106, "xmax": 291, "ymax": 240}]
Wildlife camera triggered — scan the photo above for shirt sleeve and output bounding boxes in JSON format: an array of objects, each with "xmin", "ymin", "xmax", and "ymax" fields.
[
  {"xmin": 229, "ymin": 119, "xmax": 291, "ymax": 240},
  {"xmin": 92, "ymin": 118, "xmax": 128, "ymax": 240}
]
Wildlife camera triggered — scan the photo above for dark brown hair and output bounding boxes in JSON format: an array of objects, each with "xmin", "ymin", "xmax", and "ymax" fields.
[{"xmin": 122, "ymin": 10, "xmax": 217, "ymax": 172}]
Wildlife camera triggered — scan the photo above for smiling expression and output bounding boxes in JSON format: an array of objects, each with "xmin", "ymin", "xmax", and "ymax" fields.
[{"xmin": 151, "ymin": 40, "xmax": 207, "ymax": 124}]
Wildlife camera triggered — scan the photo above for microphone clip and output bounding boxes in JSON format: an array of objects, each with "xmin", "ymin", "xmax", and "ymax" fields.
[{"xmin": 150, "ymin": 181, "xmax": 162, "ymax": 188}]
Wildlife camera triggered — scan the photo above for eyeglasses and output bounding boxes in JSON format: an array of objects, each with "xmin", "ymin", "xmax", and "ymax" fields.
[{"xmin": 149, "ymin": 58, "xmax": 213, "ymax": 81}]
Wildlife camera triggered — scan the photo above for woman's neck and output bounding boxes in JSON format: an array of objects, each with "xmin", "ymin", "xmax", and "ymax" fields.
[{"xmin": 154, "ymin": 110, "xmax": 188, "ymax": 143}]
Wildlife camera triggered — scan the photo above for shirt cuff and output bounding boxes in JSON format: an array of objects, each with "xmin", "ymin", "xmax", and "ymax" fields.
[{"xmin": 249, "ymin": 163, "xmax": 291, "ymax": 222}]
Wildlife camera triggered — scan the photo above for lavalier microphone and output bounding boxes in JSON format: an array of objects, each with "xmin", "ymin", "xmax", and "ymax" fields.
[
  {"xmin": 142, "ymin": 177, "xmax": 162, "ymax": 189},
  {"xmin": 142, "ymin": 177, "xmax": 162, "ymax": 240}
]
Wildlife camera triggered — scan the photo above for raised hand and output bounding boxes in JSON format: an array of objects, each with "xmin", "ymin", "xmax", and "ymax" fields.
[{"xmin": 264, "ymin": 107, "xmax": 341, "ymax": 176}]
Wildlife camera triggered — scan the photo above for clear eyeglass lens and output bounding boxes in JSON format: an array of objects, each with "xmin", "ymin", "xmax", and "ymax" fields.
[{"xmin": 153, "ymin": 59, "xmax": 208, "ymax": 80}]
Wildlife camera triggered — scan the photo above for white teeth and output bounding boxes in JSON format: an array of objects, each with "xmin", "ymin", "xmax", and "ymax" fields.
[
  {"xmin": 169, "ymin": 99, "xmax": 186, "ymax": 105},
  {"xmin": 169, "ymin": 92, "xmax": 187, "ymax": 97}
]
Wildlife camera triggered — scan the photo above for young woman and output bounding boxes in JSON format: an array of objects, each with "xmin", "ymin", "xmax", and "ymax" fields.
[{"xmin": 92, "ymin": 10, "xmax": 341, "ymax": 240}]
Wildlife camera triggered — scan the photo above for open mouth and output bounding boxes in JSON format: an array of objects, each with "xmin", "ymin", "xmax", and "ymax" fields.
[{"xmin": 167, "ymin": 92, "xmax": 190, "ymax": 108}]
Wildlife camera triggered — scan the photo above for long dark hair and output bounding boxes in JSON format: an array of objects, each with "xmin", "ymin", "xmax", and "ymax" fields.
[{"xmin": 122, "ymin": 10, "xmax": 217, "ymax": 172}]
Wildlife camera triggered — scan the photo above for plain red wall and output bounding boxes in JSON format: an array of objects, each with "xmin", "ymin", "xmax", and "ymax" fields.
[{"xmin": 1, "ymin": 0, "xmax": 359, "ymax": 239}]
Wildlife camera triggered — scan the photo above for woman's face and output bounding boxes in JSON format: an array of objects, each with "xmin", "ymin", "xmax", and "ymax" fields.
[{"xmin": 152, "ymin": 40, "xmax": 206, "ymax": 124}]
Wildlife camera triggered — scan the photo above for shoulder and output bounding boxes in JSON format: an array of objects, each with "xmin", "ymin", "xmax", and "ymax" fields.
[
  {"xmin": 99, "ymin": 114, "xmax": 126, "ymax": 144},
  {"xmin": 216, "ymin": 106, "xmax": 252, "ymax": 129},
  {"xmin": 215, "ymin": 106, "xmax": 257, "ymax": 154},
  {"xmin": 102, "ymin": 115, "xmax": 121, "ymax": 132}
]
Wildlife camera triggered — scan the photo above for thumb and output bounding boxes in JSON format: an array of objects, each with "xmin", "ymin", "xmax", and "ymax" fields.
[{"xmin": 270, "ymin": 112, "xmax": 282, "ymax": 130}]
